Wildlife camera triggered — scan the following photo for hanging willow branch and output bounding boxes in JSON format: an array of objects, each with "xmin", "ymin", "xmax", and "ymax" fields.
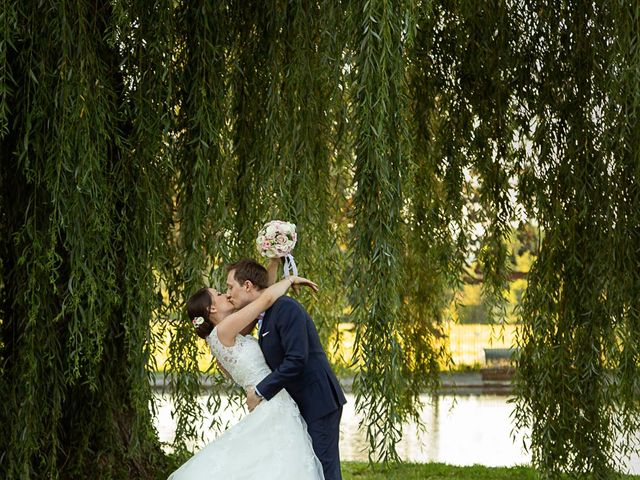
[{"xmin": 347, "ymin": 0, "xmax": 412, "ymax": 461}]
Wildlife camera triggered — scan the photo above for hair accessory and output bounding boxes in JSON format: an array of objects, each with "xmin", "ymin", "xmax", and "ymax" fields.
[{"xmin": 192, "ymin": 316, "xmax": 205, "ymax": 327}]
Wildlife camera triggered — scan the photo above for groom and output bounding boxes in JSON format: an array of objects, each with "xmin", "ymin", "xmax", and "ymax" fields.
[{"xmin": 225, "ymin": 259, "xmax": 346, "ymax": 480}]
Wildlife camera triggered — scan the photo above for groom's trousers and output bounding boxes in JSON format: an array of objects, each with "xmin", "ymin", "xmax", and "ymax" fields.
[{"xmin": 307, "ymin": 407, "xmax": 343, "ymax": 480}]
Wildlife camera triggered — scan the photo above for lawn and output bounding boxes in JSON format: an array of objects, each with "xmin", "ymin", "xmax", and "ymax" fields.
[
  {"xmin": 160, "ymin": 457, "xmax": 639, "ymax": 479},
  {"xmin": 341, "ymin": 462, "xmax": 640, "ymax": 479}
]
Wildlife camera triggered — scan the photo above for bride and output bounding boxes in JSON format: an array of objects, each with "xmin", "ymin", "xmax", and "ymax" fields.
[{"xmin": 168, "ymin": 273, "xmax": 324, "ymax": 480}]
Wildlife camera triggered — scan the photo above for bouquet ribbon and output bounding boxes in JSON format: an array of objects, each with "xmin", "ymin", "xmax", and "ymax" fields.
[{"xmin": 283, "ymin": 254, "xmax": 298, "ymax": 277}]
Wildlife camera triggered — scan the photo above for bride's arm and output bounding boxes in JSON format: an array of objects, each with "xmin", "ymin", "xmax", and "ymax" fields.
[
  {"xmin": 268, "ymin": 257, "xmax": 301, "ymax": 294},
  {"xmin": 216, "ymin": 359, "xmax": 232, "ymax": 378},
  {"xmin": 216, "ymin": 276, "xmax": 318, "ymax": 347},
  {"xmin": 266, "ymin": 258, "xmax": 280, "ymax": 286}
]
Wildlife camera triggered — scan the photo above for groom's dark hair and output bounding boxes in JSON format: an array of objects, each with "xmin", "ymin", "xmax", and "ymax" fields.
[{"xmin": 226, "ymin": 258, "xmax": 269, "ymax": 290}]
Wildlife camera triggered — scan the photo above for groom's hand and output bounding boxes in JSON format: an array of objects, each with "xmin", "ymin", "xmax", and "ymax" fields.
[{"xmin": 246, "ymin": 387, "xmax": 263, "ymax": 412}]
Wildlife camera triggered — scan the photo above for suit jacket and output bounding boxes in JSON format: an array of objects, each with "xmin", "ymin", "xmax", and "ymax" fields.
[{"xmin": 256, "ymin": 296, "xmax": 346, "ymax": 422}]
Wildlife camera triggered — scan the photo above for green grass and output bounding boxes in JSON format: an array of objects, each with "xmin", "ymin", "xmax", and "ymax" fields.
[
  {"xmin": 160, "ymin": 455, "xmax": 640, "ymax": 479},
  {"xmin": 341, "ymin": 462, "xmax": 640, "ymax": 479}
]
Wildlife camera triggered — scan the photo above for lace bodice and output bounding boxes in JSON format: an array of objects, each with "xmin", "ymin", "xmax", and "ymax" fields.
[{"xmin": 207, "ymin": 328, "xmax": 272, "ymax": 389}]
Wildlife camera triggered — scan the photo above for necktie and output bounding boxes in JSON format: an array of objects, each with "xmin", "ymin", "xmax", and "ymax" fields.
[{"xmin": 256, "ymin": 312, "xmax": 265, "ymax": 335}]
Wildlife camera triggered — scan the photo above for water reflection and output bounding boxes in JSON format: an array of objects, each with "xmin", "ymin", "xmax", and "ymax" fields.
[
  {"xmin": 153, "ymin": 393, "xmax": 639, "ymax": 474},
  {"xmin": 323, "ymin": 394, "xmax": 531, "ymax": 467}
]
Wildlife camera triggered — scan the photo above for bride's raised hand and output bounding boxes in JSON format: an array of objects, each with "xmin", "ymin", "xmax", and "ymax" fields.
[{"xmin": 288, "ymin": 275, "xmax": 319, "ymax": 294}]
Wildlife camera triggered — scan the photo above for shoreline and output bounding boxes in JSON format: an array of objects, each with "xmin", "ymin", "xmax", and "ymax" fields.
[{"xmin": 150, "ymin": 371, "xmax": 514, "ymax": 395}]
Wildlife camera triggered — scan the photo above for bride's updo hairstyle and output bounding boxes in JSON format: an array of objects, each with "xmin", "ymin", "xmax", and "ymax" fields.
[{"xmin": 187, "ymin": 287, "xmax": 215, "ymax": 339}]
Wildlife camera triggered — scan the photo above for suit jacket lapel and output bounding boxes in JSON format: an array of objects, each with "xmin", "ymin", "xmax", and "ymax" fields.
[{"xmin": 258, "ymin": 307, "xmax": 274, "ymax": 346}]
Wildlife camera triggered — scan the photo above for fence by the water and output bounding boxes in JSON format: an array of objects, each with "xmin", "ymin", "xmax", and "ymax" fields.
[{"xmin": 152, "ymin": 322, "xmax": 520, "ymax": 372}]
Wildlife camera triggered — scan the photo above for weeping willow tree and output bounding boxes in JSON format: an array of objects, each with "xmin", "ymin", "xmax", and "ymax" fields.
[
  {"xmin": 511, "ymin": 2, "xmax": 640, "ymax": 477},
  {"xmin": 0, "ymin": 1, "xmax": 178, "ymax": 477},
  {"xmin": 1, "ymin": 1, "xmax": 639, "ymax": 479}
]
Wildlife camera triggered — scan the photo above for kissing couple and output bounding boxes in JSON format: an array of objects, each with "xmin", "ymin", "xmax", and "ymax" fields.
[{"xmin": 168, "ymin": 258, "xmax": 347, "ymax": 480}]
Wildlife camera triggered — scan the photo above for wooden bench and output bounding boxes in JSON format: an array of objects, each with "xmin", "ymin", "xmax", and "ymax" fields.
[
  {"xmin": 481, "ymin": 347, "xmax": 518, "ymax": 381},
  {"xmin": 484, "ymin": 348, "xmax": 517, "ymax": 364}
]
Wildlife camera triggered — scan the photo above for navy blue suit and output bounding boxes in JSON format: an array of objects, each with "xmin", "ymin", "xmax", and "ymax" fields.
[{"xmin": 256, "ymin": 296, "xmax": 346, "ymax": 480}]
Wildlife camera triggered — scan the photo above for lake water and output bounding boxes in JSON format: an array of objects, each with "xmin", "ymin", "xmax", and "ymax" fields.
[{"xmin": 153, "ymin": 393, "xmax": 640, "ymax": 474}]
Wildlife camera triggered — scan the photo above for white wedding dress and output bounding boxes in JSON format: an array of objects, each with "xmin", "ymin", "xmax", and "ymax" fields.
[{"xmin": 168, "ymin": 327, "xmax": 324, "ymax": 480}]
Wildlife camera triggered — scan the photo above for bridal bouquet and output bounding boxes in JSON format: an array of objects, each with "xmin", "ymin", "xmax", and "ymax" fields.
[{"xmin": 256, "ymin": 220, "xmax": 298, "ymax": 276}]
